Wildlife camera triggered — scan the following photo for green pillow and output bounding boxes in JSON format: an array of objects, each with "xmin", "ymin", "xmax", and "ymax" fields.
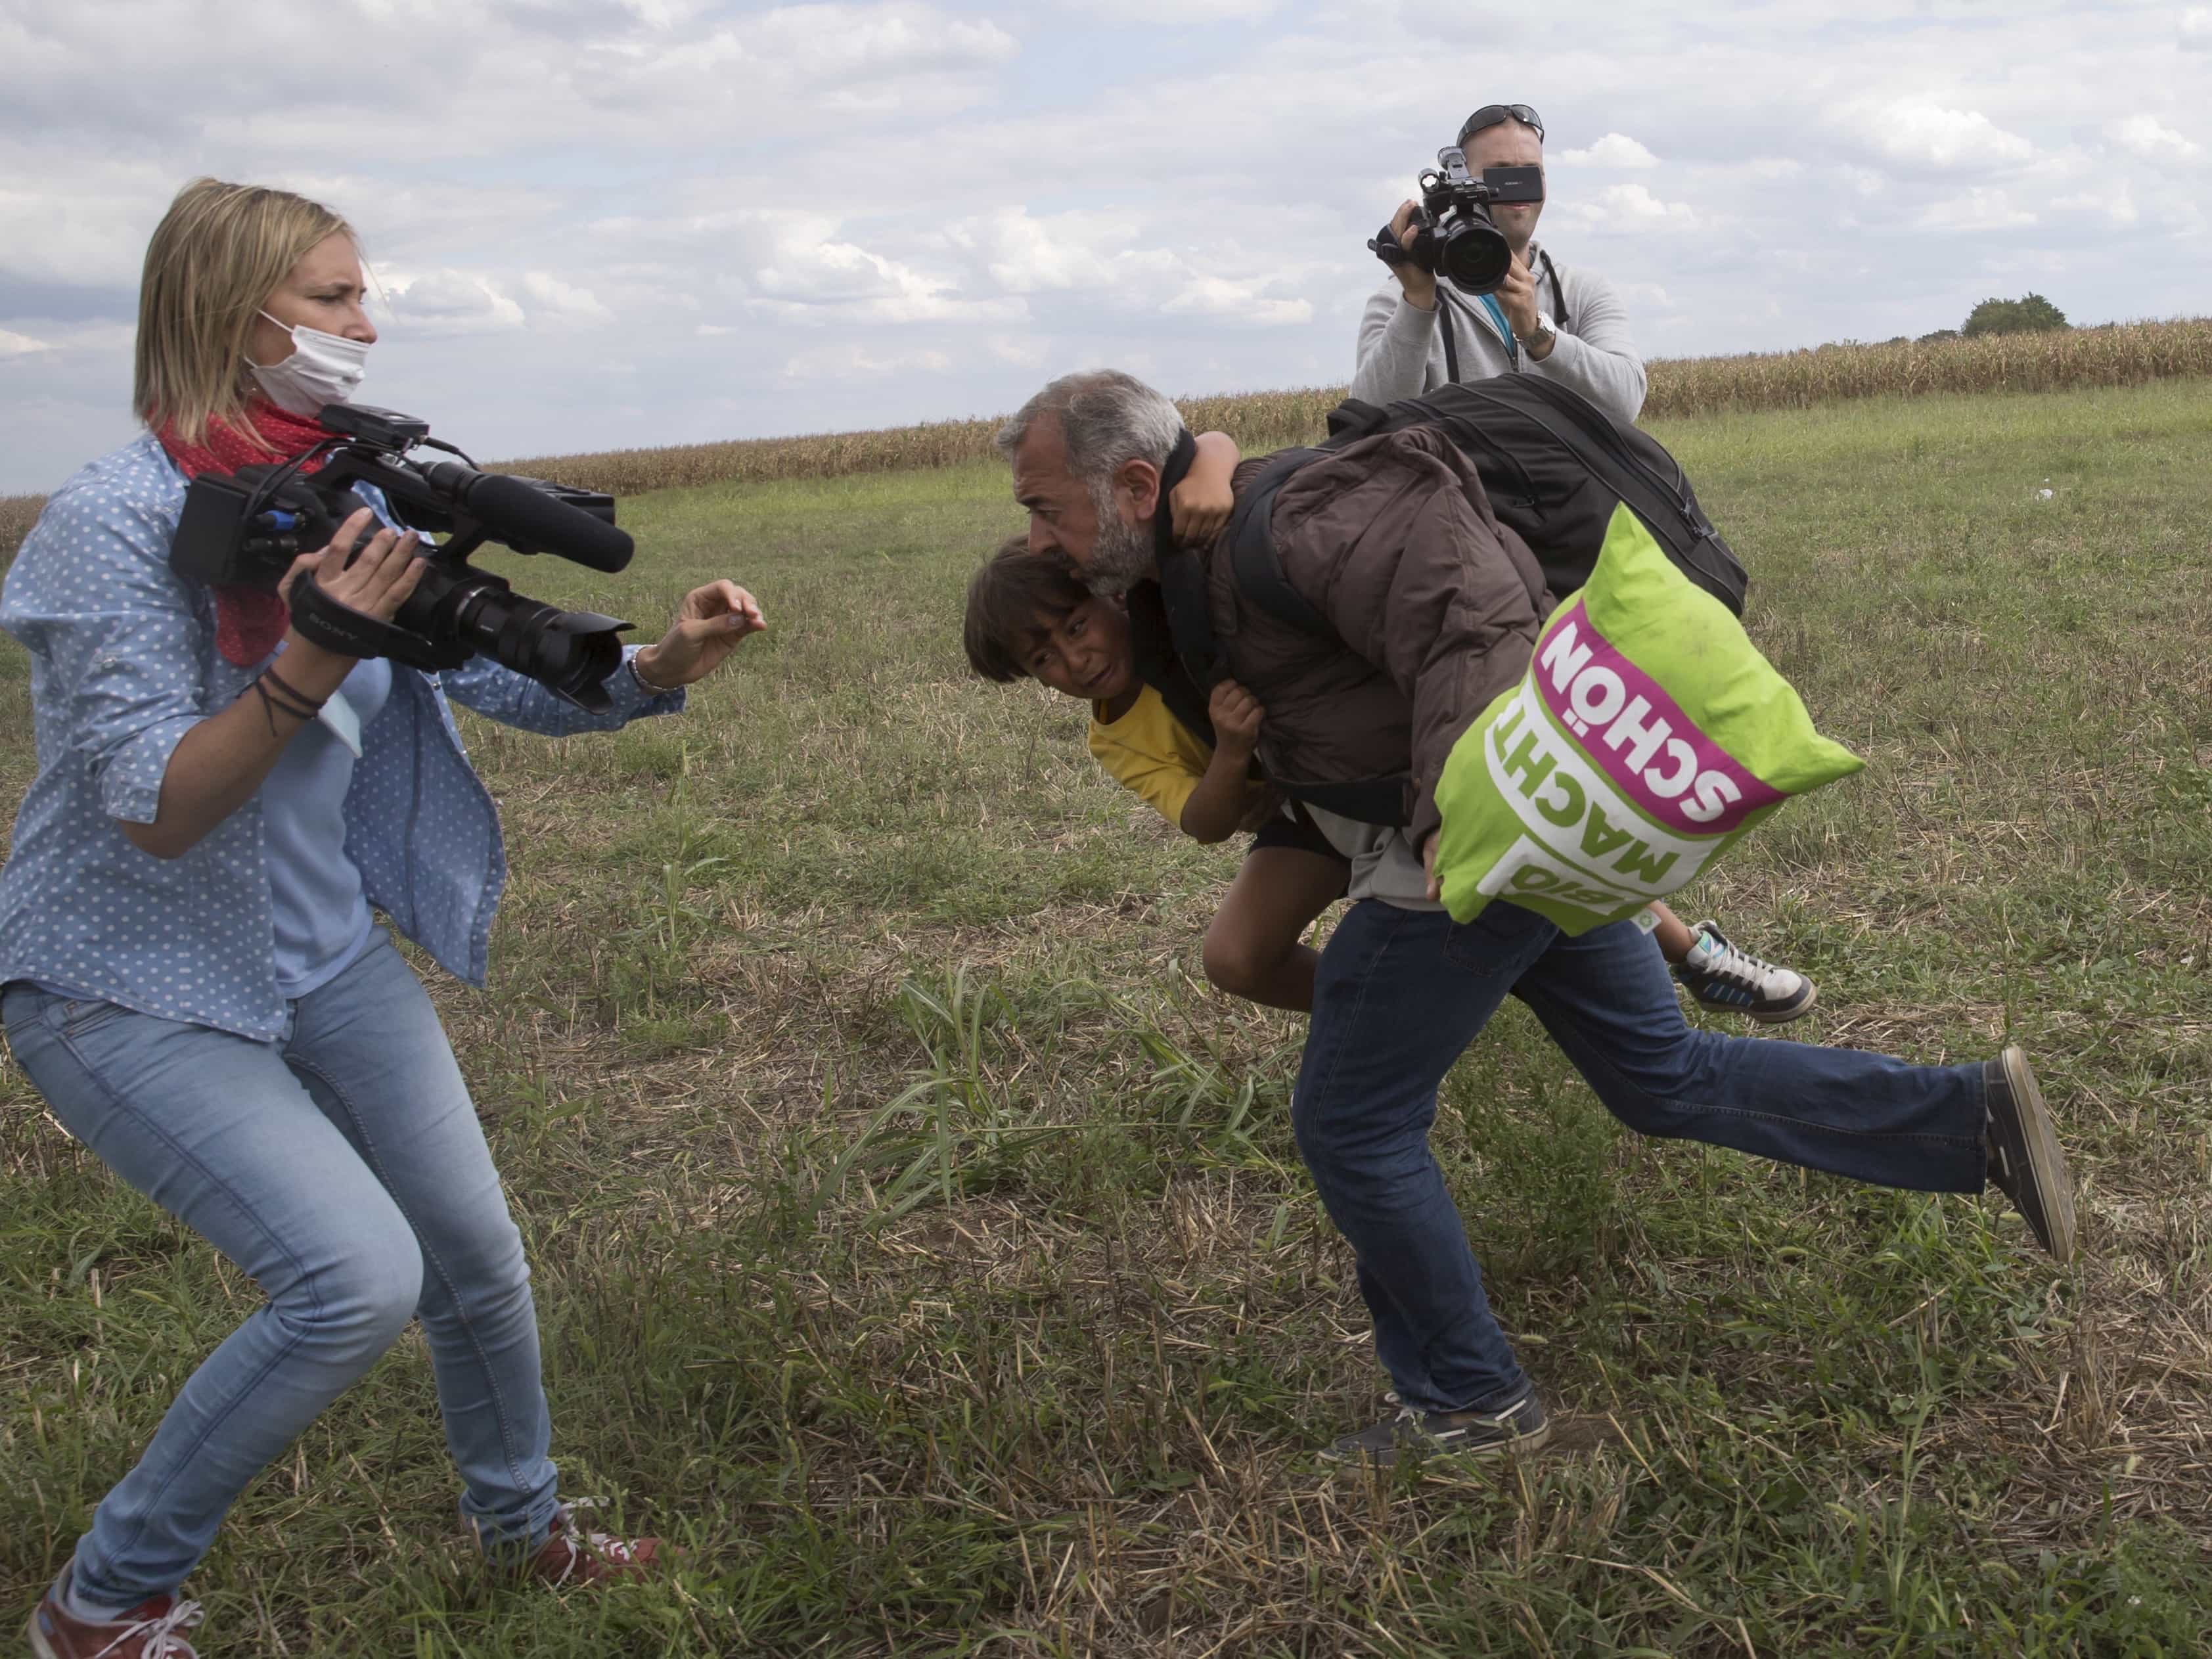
[{"xmin": 1434, "ymin": 504, "xmax": 1863, "ymax": 933}]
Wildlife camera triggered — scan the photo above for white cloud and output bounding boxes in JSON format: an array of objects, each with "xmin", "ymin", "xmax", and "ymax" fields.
[
  {"xmin": 1160, "ymin": 277, "xmax": 1313, "ymax": 326},
  {"xmin": 1050, "ymin": 0, "xmax": 1281, "ymax": 16},
  {"xmin": 987, "ymin": 333, "xmax": 1047, "ymax": 368},
  {"xmin": 941, "ymin": 208, "xmax": 1156, "ymax": 296},
  {"xmin": 1841, "ymin": 98, "xmax": 2036, "ymax": 169},
  {"xmin": 739, "ymin": 222, "xmax": 1031, "ymax": 325},
  {"xmin": 752, "ymin": 236, "xmax": 931, "ymax": 305},
  {"xmin": 521, "ymin": 272, "xmax": 613, "ymax": 323},
  {"xmin": 2052, "ymin": 184, "xmax": 2140, "ymax": 227},
  {"xmin": 779, "ymin": 341, "xmax": 954, "ymax": 385},
  {"xmin": 1560, "ymin": 183, "xmax": 1700, "ymax": 233},
  {"xmin": 2183, "ymin": 7, "xmax": 2211, "ymax": 47},
  {"xmin": 702, "ymin": 3, "xmax": 1016, "ymax": 79},
  {"xmin": 0, "ymin": 327, "xmax": 53, "ymax": 356},
  {"xmin": 380, "ymin": 268, "xmax": 527, "ymax": 334},
  {"xmin": 0, "ymin": 166, "xmax": 171, "ymax": 286},
  {"xmin": 1556, "ymin": 133, "xmax": 1659, "ymax": 168},
  {"xmin": 2108, "ymin": 115, "xmax": 2201, "ymax": 160},
  {"xmin": 1916, "ymin": 188, "xmax": 2037, "ymax": 232}
]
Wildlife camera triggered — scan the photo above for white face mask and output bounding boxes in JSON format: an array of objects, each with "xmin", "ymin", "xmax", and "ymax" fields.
[{"xmin": 249, "ymin": 311, "xmax": 370, "ymax": 418}]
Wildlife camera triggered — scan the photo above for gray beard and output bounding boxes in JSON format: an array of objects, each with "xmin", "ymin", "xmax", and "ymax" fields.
[{"xmin": 1083, "ymin": 503, "xmax": 1155, "ymax": 597}]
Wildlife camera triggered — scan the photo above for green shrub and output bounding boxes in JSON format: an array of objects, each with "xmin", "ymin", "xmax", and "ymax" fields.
[{"xmin": 1962, "ymin": 293, "xmax": 2069, "ymax": 336}]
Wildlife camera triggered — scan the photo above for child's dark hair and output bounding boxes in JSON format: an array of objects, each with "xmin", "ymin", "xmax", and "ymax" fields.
[{"xmin": 963, "ymin": 534, "xmax": 1093, "ymax": 682}]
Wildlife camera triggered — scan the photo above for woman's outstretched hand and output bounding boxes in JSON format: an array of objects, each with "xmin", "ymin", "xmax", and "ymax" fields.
[{"xmin": 633, "ymin": 580, "xmax": 766, "ymax": 689}]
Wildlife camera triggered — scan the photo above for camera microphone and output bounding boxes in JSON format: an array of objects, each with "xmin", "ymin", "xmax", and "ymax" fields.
[{"xmin": 420, "ymin": 462, "xmax": 635, "ymax": 574}]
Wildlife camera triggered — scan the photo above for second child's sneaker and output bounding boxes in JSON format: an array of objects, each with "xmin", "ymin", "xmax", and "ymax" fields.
[
  {"xmin": 1322, "ymin": 1392, "xmax": 1550, "ymax": 1468},
  {"xmin": 1673, "ymin": 921, "xmax": 1817, "ymax": 1024},
  {"xmin": 26, "ymin": 1577, "xmax": 202, "ymax": 1659}
]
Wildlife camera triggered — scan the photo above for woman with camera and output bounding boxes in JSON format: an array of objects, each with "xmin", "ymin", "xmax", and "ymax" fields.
[{"xmin": 3, "ymin": 178, "xmax": 763, "ymax": 1659}]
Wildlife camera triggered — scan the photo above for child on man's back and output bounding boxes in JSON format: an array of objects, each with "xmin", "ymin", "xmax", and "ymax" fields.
[{"xmin": 965, "ymin": 534, "xmax": 1349, "ymax": 1011}]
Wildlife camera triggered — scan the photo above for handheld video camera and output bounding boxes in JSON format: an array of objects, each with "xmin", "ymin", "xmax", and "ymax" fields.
[
  {"xmin": 169, "ymin": 405, "xmax": 637, "ymax": 710},
  {"xmin": 1368, "ymin": 148, "xmax": 1545, "ymax": 296}
]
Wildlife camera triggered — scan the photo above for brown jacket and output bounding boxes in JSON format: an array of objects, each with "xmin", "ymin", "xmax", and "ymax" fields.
[{"xmin": 1206, "ymin": 425, "xmax": 1552, "ymax": 846}]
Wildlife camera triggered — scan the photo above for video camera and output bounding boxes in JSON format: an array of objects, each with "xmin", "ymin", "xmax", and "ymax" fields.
[
  {"xmin": 1368, "ymin": 148, "xmax": 1545, "ymax": 296},
  {"xmin": 169, "ymin": 404, "xmax": 637, "ymax": 710}
]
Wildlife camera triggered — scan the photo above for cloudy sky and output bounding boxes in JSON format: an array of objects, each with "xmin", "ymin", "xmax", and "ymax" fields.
[{"xmin": 0, "ymin": 0, "xmax": 2205, "ymax": 493}]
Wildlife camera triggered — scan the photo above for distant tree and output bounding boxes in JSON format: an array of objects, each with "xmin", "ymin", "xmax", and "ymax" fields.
[
  {"xmin": 1918, "ymin": 328, "xmax": 1960, "ymax": 343},
  {"xmin": 1961, "ymin": 294, "xmax": 2069, "ymax": 337}
]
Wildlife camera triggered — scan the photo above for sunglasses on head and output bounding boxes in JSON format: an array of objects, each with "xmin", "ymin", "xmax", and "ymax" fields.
[{"xmin": 1457, "ymin": 103, "xmax": 1544, "ymax": 145}]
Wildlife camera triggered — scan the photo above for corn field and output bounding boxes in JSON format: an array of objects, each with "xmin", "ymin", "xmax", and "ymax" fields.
[
  {"xmin": 1641, "ymin": 317, "xmax": 2212, "ymax": 419},
  {"xmin": 4, "ymin": 317, "xmax": 2207, "ymax": 559}
]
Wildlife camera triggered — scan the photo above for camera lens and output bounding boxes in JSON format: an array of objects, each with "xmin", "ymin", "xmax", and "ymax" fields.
[
  {"xmin": 1437, "ymin": 219, "xmax": 1512, "ymax": 294},
  {"xmin": 401, "ymin": 566, "xmax": 630, "ymax": 710}
]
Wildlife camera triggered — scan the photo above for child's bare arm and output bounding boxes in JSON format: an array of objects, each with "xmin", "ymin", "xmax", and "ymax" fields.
[
  {"xmin": 1169, "ymin": 431, "xmax": 1242, "ymax": 547},
  {"xmin": 1179, "ymin": 680, "xmax": 1265, "ymax": 844}
]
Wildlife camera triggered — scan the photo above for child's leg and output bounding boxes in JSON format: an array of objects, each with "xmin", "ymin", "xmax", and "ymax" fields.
[
  {"xmin": 1646, "ymin": 901, "xmax": 1696, "ymax": 963},
  {"xmin": 1202, "ymin": 847, "xmax": 1349, "ymax": 1014}
]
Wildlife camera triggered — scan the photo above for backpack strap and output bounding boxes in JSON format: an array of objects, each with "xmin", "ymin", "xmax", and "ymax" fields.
[
  {"xmin": 1123, "ymin": 579, "xmax": 1215, "ymax": 746},
  {"xmin": 1222, "ymin": 446, "xmax": 1332, "ymax": 639},
  {"xmin": 1143, "ymin": 428, "xmax": 1223, "ymax": 698},
  {"xmin": 1324, "ymin": 398, "xmax": 1390, "ymax": 442},
  {"xmin": 1537, "ymin": 248, "xmax": 1569, "ymax": 329}
]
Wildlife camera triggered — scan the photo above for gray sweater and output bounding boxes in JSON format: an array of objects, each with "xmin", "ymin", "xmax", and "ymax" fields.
[{"xmin": 1349, "ymin": 244, "xmax": 1648, "ymax": 422}]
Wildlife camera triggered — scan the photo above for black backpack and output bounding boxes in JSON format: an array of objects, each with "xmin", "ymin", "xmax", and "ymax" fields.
[
  {"xmin": 1227, "ymin": 375, "xmax": 1746, "ymax": 640},
  {"xmin": 1214, "ymin": 375, "xmax": 1750, "ymax": 826}
]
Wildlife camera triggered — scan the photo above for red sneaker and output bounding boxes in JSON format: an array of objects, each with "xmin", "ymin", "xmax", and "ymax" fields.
[
  {"xmin": 520, "ymin": 1504, "xmax": 664, "ymax": 1589},
  {"xmin": 26, "ymin": 1579, "xmax": 202, "ymax": 1658}
]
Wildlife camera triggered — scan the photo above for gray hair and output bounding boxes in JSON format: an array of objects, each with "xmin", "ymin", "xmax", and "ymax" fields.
[{"xmin": 995, "ymin": 369, "xmax": 1185, "ymax": 487}]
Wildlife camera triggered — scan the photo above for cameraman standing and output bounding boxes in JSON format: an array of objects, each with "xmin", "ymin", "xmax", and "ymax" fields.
[
  {"xmin": 5, "ymin": 178, "xmax": 764, "ymax": 1658},
  {"xmin": 1351, "ymin": 104, "xmax": 1648, "ymax": 422}
]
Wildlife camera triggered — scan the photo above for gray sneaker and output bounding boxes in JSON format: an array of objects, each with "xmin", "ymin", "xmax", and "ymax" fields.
[
  {"xmin": 1322, "ymin": 1392, "xmax": 1549, "ymax": 1468},
  {"xmin": 1673, "ymin": 920, "xmax": 1817, "ymax": 1024},
  {"xmin": 1983, "ymin": 1046, "xmax": 2077, "ymax": 1263}
]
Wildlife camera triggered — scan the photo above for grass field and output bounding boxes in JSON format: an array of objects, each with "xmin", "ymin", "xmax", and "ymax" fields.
[{"xmin": 4, "ymin": 380, "xmax": 2211, "ymax": 1655}]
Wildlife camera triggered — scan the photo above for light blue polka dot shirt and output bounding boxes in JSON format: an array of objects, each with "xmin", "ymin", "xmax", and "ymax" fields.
[{"xmin": 0, "ymin": 434, "xmax": 685, "ymax": 1041}]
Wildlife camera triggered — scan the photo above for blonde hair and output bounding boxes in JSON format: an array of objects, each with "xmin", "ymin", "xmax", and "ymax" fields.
[{"xmin": 133, "ymin": 177, "xmax": 354, "ymax": 445}]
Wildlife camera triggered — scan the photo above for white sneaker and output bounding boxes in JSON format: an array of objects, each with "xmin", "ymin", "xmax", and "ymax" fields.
[{"xmin": 1673, "ymin": 921, "xmax": 1817, "ymax": 1023}]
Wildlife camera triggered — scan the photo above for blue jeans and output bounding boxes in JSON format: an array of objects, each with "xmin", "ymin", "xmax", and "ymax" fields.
[
  {"xmin": 4, "ymin": 935, "xmax": 558, "ymax": 1606},
  {"xmin": 1293, "ymin": 900, "xmax": 1988, "ymax": 1416}
]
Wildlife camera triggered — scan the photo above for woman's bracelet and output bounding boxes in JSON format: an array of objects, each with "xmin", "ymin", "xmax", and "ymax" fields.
[
  {"xmin": 260, "ymin": 662, "xmax": 328, "ymax": 714},
  {"xmin": 246, "ymin": 677, "xmax": 319, "ymax": 737},
  {"xmin": 629, "ymin": 653, "xmax": 671, "ymax": 693}
]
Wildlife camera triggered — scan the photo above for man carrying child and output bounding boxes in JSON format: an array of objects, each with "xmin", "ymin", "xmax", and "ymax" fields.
[
  {"xmin": 965, "ymin": 414, "xmax": 1818, "ymax": 1022},
  {"xmin": 983, "ymin": 367, "xmax": 2077, "ymax": 1466}
]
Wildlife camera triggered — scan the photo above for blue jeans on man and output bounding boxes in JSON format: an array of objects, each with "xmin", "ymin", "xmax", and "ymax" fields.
[{"xmin": 1293, "ymin": 899, "xmax": 1987, "ymax": 1416}]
